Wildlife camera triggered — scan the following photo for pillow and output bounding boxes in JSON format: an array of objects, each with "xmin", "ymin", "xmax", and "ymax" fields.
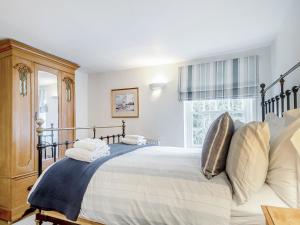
[
  {"xmin": 291, "ymin": 128, "xmax": 300, "ymax": 155},
  {"xmin": 283, "ymin": 109, "xmax": 300, "ymax": 126},
  {"xmin": 291, "ymin": 128, "xmax": 300, "ymax": 208},
  {"xmin": 226, "ymin": 121, "xmax": 270, "ymax": 204},
  {"xmin": 201, "ymin": 112, "xmax": 234, "ymax": 179},
  {"xmin": 265, "ymin": 113, "xmax": 285, "ymax": 143},
  {"xmin": 266, "ymin": 118, "xmax": 300, "ymax": 207},
  {"xmin": 233, "ymin": 120, "xmax": 244, "ymax": 131}
]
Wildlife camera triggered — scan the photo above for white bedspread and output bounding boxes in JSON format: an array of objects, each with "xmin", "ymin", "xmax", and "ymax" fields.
[{"xmin": 79, "ymin": 146, "xmax": 232, "ymax": 225}]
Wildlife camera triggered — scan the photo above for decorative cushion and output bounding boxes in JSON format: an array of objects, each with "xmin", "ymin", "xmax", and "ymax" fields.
[
  {"xmin": 226, "ymin": 121, "xmax": 270, "ymax": 204},
  {"xmin": 201, "ymin": 112, "xmax": 234, "ymax": 179},
  {"xmin": 266, "ymin": 118, "xmax": 300, "ymax": 207}
]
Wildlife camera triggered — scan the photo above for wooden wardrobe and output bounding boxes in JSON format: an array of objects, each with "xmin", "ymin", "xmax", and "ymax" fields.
[{"xmin": 0, "ymin": 39, "xmax": 79, "ymax": 223}]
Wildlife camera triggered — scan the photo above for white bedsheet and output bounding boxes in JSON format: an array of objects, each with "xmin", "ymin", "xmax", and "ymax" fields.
[
  {"xmin": 79, "ymin": 146, "xmax": 232, "ymax": 225},
  {"xmin": 230, "ymin": 183, "xmax": 288, "ymax": 225}
]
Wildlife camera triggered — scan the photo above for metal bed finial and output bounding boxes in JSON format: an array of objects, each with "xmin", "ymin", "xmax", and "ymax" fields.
[
  {"xmin": 36, "ymin": 119, "xmax": 44, "ymax": 135},
  {"xmin": 260, "ymin": 83, "xmax": 266, "ymax": 121},
  {"xmin": 122, "ymin": 120, "xmax": 126, "ymax": 137},
  {"xmin": 36, "ymin": 119, "xmax": 45, "ymax": 176},
  {"xmin": 279, "ymin": 76, "xmax": 285, "ymax": 116}
]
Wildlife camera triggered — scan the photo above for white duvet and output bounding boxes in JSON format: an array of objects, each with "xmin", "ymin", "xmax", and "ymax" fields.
[
  {"xmin": 30, "ymin": 146, "xmax": 233, "ymax": 225},
  {"xmin": 79, "ymin": 146, "xmax": 232, "ymax": 225}
]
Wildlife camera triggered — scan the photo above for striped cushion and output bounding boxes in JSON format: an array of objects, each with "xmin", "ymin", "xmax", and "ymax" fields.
[{"xmin": 201, "ymin": 112, "xmax": 234, "ymax": 179}]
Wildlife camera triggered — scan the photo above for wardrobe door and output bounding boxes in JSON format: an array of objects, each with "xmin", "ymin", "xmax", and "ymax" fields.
[
  {"xmin": 11, "ymin": 57, "xmax": 35, "ymax": 176},
  {"xmin": 0, "ymin": 56, "xmax": 12, "ymax": 178},
  {"xmin": 59, "ymin": 72, "xmax": 75, "ymax": 157}
]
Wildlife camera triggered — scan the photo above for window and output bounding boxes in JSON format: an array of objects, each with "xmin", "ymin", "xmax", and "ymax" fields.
[{"xmin": 184, "ymin": 98, "xmax": 256, "ymax": 148}]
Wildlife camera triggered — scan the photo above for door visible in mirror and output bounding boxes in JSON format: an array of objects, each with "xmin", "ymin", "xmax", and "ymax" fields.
[{"xmin": 38, "ymin": 71, "xmax": 59, "ymax": 160}]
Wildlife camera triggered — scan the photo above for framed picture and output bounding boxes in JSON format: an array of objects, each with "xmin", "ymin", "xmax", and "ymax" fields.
[{"xmin": 111, "ymin": 87, "xmax": 139, "ymax": 118}]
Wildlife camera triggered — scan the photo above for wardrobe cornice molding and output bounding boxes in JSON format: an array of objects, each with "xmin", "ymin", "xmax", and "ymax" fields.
[{"xmin": 0, "ymin": 39, "xmax": 79, "ymax": 73}]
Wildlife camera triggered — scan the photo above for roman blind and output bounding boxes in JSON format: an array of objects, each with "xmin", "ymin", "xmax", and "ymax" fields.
[{"xmin": 178, "ymin": 55, "xmax": 258, "ymax": 101}]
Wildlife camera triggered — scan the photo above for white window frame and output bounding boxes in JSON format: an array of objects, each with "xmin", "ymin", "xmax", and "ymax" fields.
[{"xmin": 184, "ymin": 98, "xmax": 257, "ymax": 148}]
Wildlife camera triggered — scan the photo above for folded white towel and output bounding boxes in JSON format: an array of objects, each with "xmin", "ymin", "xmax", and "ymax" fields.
[
  {"xmin": 73, "ymin": 138, "xmax": 107, "ymax": 151},
  {"xmin": 121, "ymin": 137, "xmax": 146, "ymax": 145},
  {"xmin": 125, "ymin": 135, "xmax": 145, "ymax": 140},
  {"xmin": 65, "ymin": 146, "xmax": 110, "ymax": 162}
]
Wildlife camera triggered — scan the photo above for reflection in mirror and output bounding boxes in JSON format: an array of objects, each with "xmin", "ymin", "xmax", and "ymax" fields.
[{"xmin": 38, "ymin": 71, "xmax": 58, "ymax": 160}]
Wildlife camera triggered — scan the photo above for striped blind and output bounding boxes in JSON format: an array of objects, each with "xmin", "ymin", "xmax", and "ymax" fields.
[{"xmin": 178, "ymin": 56, "xmax": 258, "ymax": 101}]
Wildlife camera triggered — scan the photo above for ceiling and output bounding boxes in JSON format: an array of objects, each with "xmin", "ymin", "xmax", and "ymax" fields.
[{"xmin": 0, "ymin": 0, "xmax": 295, "ymax": 73}]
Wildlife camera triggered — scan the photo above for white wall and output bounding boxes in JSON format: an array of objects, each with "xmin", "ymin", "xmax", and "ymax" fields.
[
  {"xmin": 270, "ymin": 1, "xmax": 300, "ymax": 92},
  {"xmin": 75, "ymin": 70, "xmax": 89, "ymax": 139},
  {"xmin": 88, "ymin": 47, "xmax": 271, "ymax": 147},
  {"xmin": 77, "ymin": 1, "xmax": 300, "ymax": 147},
  {"xmin": 88, "ymin": 65, "xmax": 185, "ymax": 146}
]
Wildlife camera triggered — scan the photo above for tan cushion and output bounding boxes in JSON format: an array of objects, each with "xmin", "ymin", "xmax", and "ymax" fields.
[
  {"xmin": 226, "ymin": 121, "xmax": 270, "ymax": 204},
  {"xmin": 201, "ymin": 112, "xmax": 234, "ymax": 179}
]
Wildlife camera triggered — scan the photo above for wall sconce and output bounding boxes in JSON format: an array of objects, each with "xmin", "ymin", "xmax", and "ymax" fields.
[{"xmin": 149, "ymin": 82, "xmax": 166, "ymax": 91}]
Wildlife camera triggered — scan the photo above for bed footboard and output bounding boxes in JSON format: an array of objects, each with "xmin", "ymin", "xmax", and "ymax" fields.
[
  {"xmin": 36, "ymin": 211, "xmax": 104, "ymax": 225},
  {"xmin": 36, "ymin": 120, "xmax": 126, "ymax": 176}
]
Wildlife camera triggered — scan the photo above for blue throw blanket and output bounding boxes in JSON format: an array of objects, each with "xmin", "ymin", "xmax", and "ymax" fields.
[{"xmin": 28, "ymin": 144, "xmax": 151, "ymax": 221}]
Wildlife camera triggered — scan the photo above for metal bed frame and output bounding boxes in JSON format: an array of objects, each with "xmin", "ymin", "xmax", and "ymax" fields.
[
  {"xmin": 260, "ymin": 62, "xmax": 300, "ymax": 120},
  {"xmin": 36, "ymin": 120, "xmax": 126, "ymax": 176},
  {"xmin": 33, "ymin": 120, "xmax": 127, "ymax": 225}
]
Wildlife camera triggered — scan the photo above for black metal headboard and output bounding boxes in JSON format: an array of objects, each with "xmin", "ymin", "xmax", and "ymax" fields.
[{"xmin": 260, "ymin": 62, "xmax": 300, "ymax": 120}]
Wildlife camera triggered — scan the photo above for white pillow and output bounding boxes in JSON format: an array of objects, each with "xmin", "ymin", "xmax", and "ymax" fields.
[
  {"xmin": 283, "ymin": 109, "xmax": 300, "ymax": 126},
  {"xmin": 290, "ymin": 128, "xmax": 300, "ymax": 208},
  {"xmin": 233, "ymin": 120, "xmax": 244, "ymax": 131},
  {"xmin": 291, "ymin": 128, "xmax": 300, "ymax": 155},
  {"xmin": 266, "ymin": 118, "xmax": 300, "ymax": 207},
  {"xmin": 226, "ymin": 121, "xmax": 270, "ymax": 204},
  {"xmin": 265, "ymin": 113, "xmax": 285, "ymax": 143}
]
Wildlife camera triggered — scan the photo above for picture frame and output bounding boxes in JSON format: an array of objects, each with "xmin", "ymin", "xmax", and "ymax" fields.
[{"xmin": 111, "ymin": 87, "xmax": 139, "ymax": 118}]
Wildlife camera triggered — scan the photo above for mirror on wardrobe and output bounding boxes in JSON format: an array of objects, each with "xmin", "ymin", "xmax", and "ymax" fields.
[{"xmin": 38, "ymin": 70, "xmax": 59, "ymax": 160}]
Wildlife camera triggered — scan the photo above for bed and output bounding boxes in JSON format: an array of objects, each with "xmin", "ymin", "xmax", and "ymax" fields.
[
  {"xmin": 30, "ymin": 146, "xmax": 232, "ymax": 225},
  {"xmin": 30, "ymin": 147, "xmax": 290, "ymax": 225},
  {"xmin": 29, "ymin": 62, "xmax": 300, "ymax": 225}
]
